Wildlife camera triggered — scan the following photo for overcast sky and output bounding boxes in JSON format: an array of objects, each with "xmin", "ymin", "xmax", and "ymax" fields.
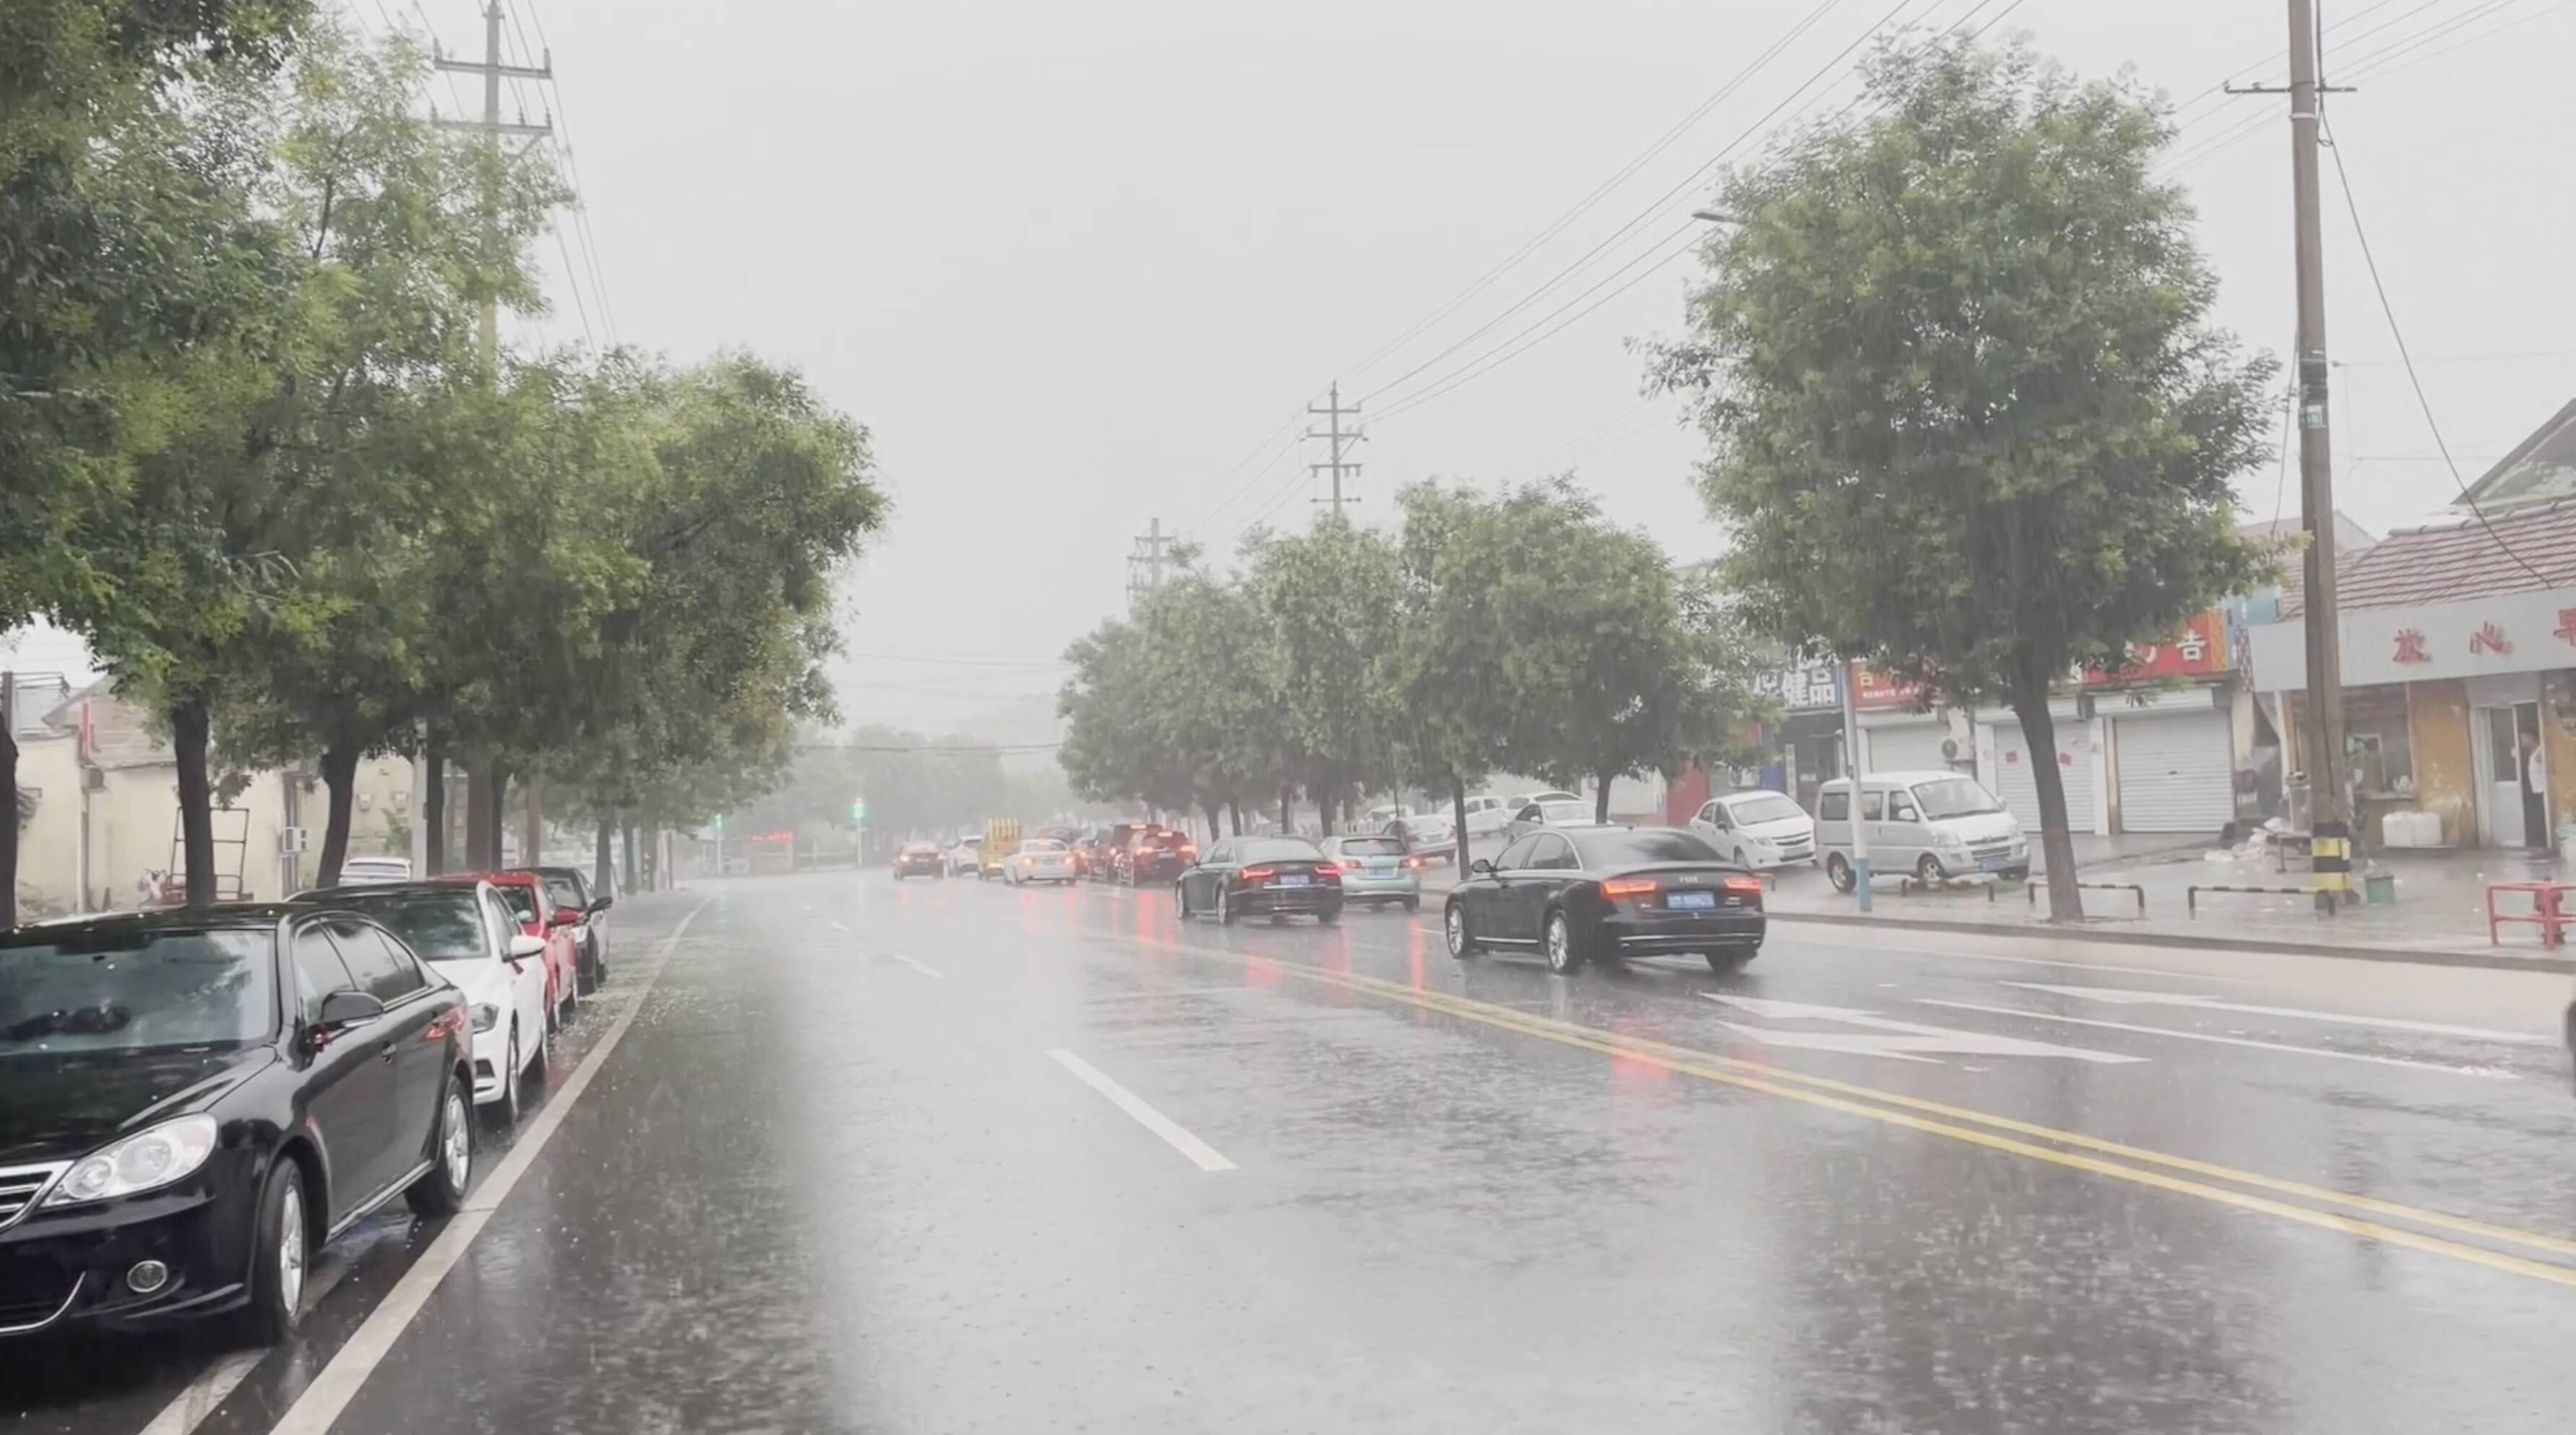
[{"xmin": 27, "ymin": 1, "xmax": 2572, "ymax": 719}]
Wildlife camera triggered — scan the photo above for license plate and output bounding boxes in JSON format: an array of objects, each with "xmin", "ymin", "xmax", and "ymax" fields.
[
  {"xmin": 1666, "ymin": 890, "xmax": 1717, "ymax": 910},
  {"xmin": 1977, "ymin": 855, "xmax": 2009, "ymax": 872},
  {"xmin": 1276, "ymin": 873, "xmax": 1311, "ymax": 888},
  {"xmin": 1366, "ymin": 862, "xmax": 1396, "ymax": 874}
]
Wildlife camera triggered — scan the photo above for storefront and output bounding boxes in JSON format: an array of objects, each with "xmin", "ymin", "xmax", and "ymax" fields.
[
  {"xmin": 1752, "ymin": 665, "xmax": 1846, "ymax": 813},
  {"xmin": 1849, "ymin": 668, "xmax": 1970, "ymax": 775},
  {"xmin": 2089, "ymin": 611, "xmax": 2240, "ymax": 834},
  {"xmin": 1975, "ymin": 699, "xmax": 2108, "ymax": 837}
]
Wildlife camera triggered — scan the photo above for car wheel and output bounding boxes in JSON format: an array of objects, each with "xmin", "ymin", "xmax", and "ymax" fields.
[
  {"xmin": 1914, "ymin": 854, "xmax": 1946, "ymax": 887},
  {"xmin": 1445, "ymin": 902, "xmax": 1479, "ymax": 958},
  {"xmin": 1175, "ymin": 881, "xmax": 1193, "ymax": 918},
  {"xmin": 239, "ymin": 1159, "xmax": 309, "ymax": 1343},
  {"xmin": 1317, "ymin": 902, "xmax": 1341, "ymax": 925},
  {"xmin": 487, "ymin": 1027, "xmax": 523, "ymax": 1129},
  {"xmin": 558, "ymin": 973, "xmax": 578, "ymax": 1027},
  {"xmin": 1825, "ymin": 852, "xmax": 1855, "ymax": 893},
  {"xmin": 1544, "ymin": 910, "xmax": 1585, "ymax": 976},
  {"xmin": 1706, "ymin": 948, "xmax": 1757, "ymax": 974},
  {"xmin": 544, "ymin": 977, "xmax": 561, "ymax": 1035},
  {"xmin": 1217, "ymin": 886, "xmax": 1237, "ymax": 926},
  {"xmin": 408, "ymin": 1070, "xmax": 472, "ymax": 1218}
]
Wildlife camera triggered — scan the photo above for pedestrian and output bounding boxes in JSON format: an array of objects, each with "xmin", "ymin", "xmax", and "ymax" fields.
[{"xmin": 2520, "ymin": 729, "xmax": 2551, "ymax": 852}]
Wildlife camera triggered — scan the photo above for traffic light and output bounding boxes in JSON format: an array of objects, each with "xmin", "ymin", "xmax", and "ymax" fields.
[{"xmin": 851, "ymin": 797, "xmax": 868, "ymax": 824}]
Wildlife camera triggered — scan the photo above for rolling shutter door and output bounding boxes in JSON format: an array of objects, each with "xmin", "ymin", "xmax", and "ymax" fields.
[
  {"xmin": 1863, "ymin": 721, "xmax": 1950, "ymax": 774},
  {"xmin": 2113, "ymin": 710, "xmax": 2235, "ymax": 833},
  {"xmin": 1987, "ymin": 720, "xmax": 2098, "ymax": 834}
]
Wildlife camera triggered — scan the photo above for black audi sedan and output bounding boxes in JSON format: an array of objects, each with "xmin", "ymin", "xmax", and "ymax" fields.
[
  {"xmin": 1, "ymin": 905, "xmax": 474, "ymax": 1343},
  {"xmin": 1177, "ymin": 836, "xmax": 1343, "ymax": 924},
  {"xmin": 1443, "ymin": 826, "xmax": 1764, "ymax": 975}
]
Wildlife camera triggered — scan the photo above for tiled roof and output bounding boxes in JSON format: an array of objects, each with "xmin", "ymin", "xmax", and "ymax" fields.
[{"xmin": 2280, "ymin": 499, "xmax": 2576, "ymax": 617}]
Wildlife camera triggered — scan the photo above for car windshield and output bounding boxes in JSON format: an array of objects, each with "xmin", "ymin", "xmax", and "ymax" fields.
[
  {"xmin": 1540, "ymin": 801, "xmax": 1591, "ymax": 822},
  {"xmin": 1238, "ymin": 838, "xmax": 1324, "ymax": 864},
  {"xmin": 1726, "ymin": 793, "xmax": 1804, "ymax": 824},
  {"xmin": 489, "ymin": 885, "xmax": 540, "ymax": 922},
  {"xmin": 0, "ymin": 928, "xmax": 275, "ymax": 1053},
  {"xmin": 335, "ymin": 894, "xmax": 488, "ymax": 962},
  {"xmin": 1571, "ymin": 829, "xmax": 1721, "ymax": 866},
  {"xmin": 1913, "ymin": 777, "xmax": 2004, "ymax": 820},
  {"xmin": 1336, "ymin": 836, "xmax": 1403, "ymax": 855},
  {"xmin": 541, "ymin": 876, "xmax": 584, "ymax": 911},
  {"xmin": 340, "ymin": 858, "xmax": 409, "ymax": 881},
  {"xmin": 1021, "ymin": 839, "xmax": 1064, "ymax": 853}
]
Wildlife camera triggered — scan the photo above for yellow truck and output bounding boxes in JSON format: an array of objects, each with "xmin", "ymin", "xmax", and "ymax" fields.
[{"xmin": 979, "ymin": 817, "xmax": 1021, "ymax": 879}]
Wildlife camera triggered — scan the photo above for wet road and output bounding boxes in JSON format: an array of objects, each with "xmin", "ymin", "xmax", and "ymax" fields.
[{"xmin": 11, "ymin": 870, "xmax": 2576, "ymax": 1434}]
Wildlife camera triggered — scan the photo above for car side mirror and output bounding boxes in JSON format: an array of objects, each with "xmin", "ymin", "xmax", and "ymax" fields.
[
  {"xmin": 588, "ymin": 894, "xmax": 614, "ymax": 914},
  {"xmin": 1471, "ymin": 858, "xmax": 1495, "ymax": 876},
  {"xmin": 315, "ymin": 989, "xmax": 385, "ymax": 1029},
  {"xmin": 507, "ymin": 933, "xmax": 547, "ymax": 961},
  {"xmin": 552, "ymin": 905, "xmax": 583, "ymax": 928}
]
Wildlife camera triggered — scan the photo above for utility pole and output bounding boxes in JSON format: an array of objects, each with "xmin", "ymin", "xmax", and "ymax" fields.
[
  {"xmin": 2285, "ymin": 0, "xmax": 2351, "ymax": 904},
  {"xmin": 1306, "ymin": 381, "xmax": 1366, "ymax": 518},
  {"xmin": 432, "ymin": 2, "xmax": 552, "ymax": 372},
  {"xmin": 1127, "ymin": 518, "xmax": 1173, "ymax": 606}
]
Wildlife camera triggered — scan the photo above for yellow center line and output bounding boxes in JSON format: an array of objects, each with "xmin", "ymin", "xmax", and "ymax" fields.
[{"xmin": 915, "ymin": 885, "xmax": 2576, "ymax": 1286}]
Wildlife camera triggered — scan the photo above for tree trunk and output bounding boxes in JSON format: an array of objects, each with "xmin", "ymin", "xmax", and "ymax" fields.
[
  {"xmin": 1228, "ymin": 801, "xmax": 1242, "ymax": 836},
  {"xmin": 1, "ymin": 691, "xmax": 19, "ymax": 930},
  {"xmin": 622, "ymin": 821, "xmax": 640, "ymax": 891},
  {"xmin": 1279, "ymin": 785, "xmax": 1292, "ymax": 834},
  {"xmin": 1450, "ymin": 775, "xmax": 1472, "ymax": 873},
  {"xmin": 170, "ymin": 694, "xmax": 216, "ymax": 908},
  {"xmin": 315, "ymin": 746, "xmax": 359, "ymax": 889},
  {"xmin": 2014, "ymin": 688, "xmax": 2085, "ymax": 920},
  {"xmin": 1204, "ymin": 801, "xmax": 1222, "ymax": 845},
  {"xmin": 521, "ymin": 775, "xmax": 544, "ymax": 870},
  {"xmin": 462, "ymin": 762, "xmax": 489, "ymax": 869},
  {"xmin": 594, "ymin": 816, "xmax": 614, "ymax": 896},
  {"xmin": 422, "ymin": 730, "xmax": 446, "ymax": 876},
  {"xmin": 484, "ymin": 762, "xmax": 510, "ymax": 866},
  {"xmin": 1594, "ymin": 772, "xmax": 1614, "ymax": 825}
]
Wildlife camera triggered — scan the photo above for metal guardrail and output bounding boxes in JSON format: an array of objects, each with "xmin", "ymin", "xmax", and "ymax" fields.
[
  {"xmin": 2187, "ymin": 883, "xmax": 2327, "ymax": 917},
  {"xmin": 2014, "ymin": 881, "xmax": 2147, "ymax": 916}
]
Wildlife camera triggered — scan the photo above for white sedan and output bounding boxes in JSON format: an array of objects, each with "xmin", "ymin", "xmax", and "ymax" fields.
[
  {"xmin": 1503, "ymin": 798, "xmax": 1597, "ymax": 839},
  {"xmin": 1004, "ymin": 838, "xmax": 1077, "ymax": 885},
  {"xmin": 1383, "ymin": 811, "xmax": 1456, "ymax": 857},
  {"xmin": 325, "ymin": 881, "xmax": 553, "ymax": 1126},
  {"xmin": 945, "ymin": 837, "xmax": 983, "ymax": 877},
  {"xmin": 1689, "ymin": 789, "xmax": 1819, "ymax": 870}
]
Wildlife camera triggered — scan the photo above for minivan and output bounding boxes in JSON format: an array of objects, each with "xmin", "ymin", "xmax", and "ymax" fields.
[{"xmin": 1814, "ymin": 770, "xmax": 2029, "ymax": 890}]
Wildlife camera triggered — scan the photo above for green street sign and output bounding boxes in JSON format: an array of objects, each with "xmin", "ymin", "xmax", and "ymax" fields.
[{"xmin": 852, "ymin": 798, "xmax": 868, "ymax": 823}]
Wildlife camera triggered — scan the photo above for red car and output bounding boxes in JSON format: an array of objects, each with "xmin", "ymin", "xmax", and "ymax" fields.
[{"xmin": 441, "ymin": 870, "xmax": 582, "ymax": 1031}]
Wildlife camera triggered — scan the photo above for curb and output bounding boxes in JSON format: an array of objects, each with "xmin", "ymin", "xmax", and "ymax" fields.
[{"xmin": 1763, "ymin": 909, "xmax": 2576, "ymax": 974}]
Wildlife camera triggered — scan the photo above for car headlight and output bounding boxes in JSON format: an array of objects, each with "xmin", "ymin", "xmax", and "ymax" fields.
[
  {"xmin": 1934, "ymin": 830, "xmax": 1967, "ymax": 850},
  {"xmin": 45, "ymin": 1115, "xmax": 219, "ymax": 1207},
  {"xmin": 471, "ymin": 1002, "xmax": 500, "ymax": 1032}
]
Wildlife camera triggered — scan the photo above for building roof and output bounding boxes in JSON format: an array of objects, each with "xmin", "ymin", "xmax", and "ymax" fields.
[
  {"xmin": 2279, "ymin": 499, "xmax": 2576, "ymax": 617},
  {"xmin": 2457, "ymin": 396, "xmax": 2576, "ymax": 510}
]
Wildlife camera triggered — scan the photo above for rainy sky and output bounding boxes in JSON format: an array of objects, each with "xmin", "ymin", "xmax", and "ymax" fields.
[{"xmin": 22, "ymin": 1, "xmax": 2572, "ymax": 725}]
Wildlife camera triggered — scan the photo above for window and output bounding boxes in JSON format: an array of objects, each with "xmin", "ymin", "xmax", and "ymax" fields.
[
  {"xmin": 1889, "ymin": 793, "xmax": 1919, "ymax": 822},
  {"xmin": 1697, "ymin": 801, "xmax": 1729, "ymax": 829},
  {"xmin": 1528, "ymin": 834, "xmax": 1580, "ymax": 871},
  {"xmin": 1494, "ymin": 835, "xmax": 1542, "ymax": 870},
  {"xmin": 1819, "ymin": 788, "xmax": 1850, "ymax": 822},
  {"xmin": 1725, "ymin": 792, "xmax": 1804, "ymax": 825},
  {"xmin": 1515, "ymin": 803, "xmax": 1543, "ymax": 821},
  {"xmin": 484, "ymin": 894, "xmax": 522, "ymax": 955},
  {"xmin": 2343, "ymin": 684, "xmax": 2414, "ymax": 796},
  {"xmin": 0, "ymin": 927, "xmax": 280, "ymax": 1053},
  {"xmin": 541, "ymin": 873, "xmax": 586, "ymax": 913},
  {"xmin": 328, "ymin": 919, "xmax": 425, "ymax": 1003},
  {"xmin": 490, "ymin": 884, "xmax": 539, "ymax": 925},
  {"xmin": 1337, "ymin": 836, "xmax": 1404, "ymax": 856},
  {"xmin": 292, "ymin": 927, "xmax": 359, "ymax": 1024},
  {"xmin": 338, "ymin": 892, "xmax": 489, "ymax": 963},
  {"xmin": 1572, "ymin": 829, "xmax": 1721, "ymax": 866},
  {"xmin": 1861, "ymin": 789, "xmax": 1885, "ymax": 821},
  {"xmin": 1237, "ymin": 837, "xmax": 1323, "ymax": 864},
  {"xmin": 1913, "ymin": 777, "xmax": 2003, "ymax": 820}
]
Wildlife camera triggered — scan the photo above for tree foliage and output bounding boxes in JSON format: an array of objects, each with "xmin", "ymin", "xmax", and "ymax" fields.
[{"xmin": 1648, "ymin": 38, "xmax": 2273, "ymax": 915}]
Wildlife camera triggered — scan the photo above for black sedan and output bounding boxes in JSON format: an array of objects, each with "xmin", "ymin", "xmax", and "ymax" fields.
[
  {"xmin": 1176, "ymin": 836, "xmax": 1343, "ymax": 925},
  {"xmin": 1443, "ymin": 826, "xmax": 1764, "ymax": 975},
  {"xmin": 1118, "ymin": 827, "xmax": 1196, "ymax": 886},
  {"xmin": 1, "ymin": 906, "xmax": 474, "ymax": 1343}
]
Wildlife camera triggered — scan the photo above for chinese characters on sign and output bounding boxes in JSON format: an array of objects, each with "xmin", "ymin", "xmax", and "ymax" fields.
[
  {"xmin": 2082, "ymin": 609, "xmax": 2231, "ymax": 686},
  {"xmin": 1851, "ymin": 667, "xmax": 1926, "ymax": 710},
  {"xmin": 2393, "ymin": 629, "xmax": 2430, "ymax": 664},
  {"xmin": 1754, "ymin": 666, "xmax": 1842, "ymax": 712}
]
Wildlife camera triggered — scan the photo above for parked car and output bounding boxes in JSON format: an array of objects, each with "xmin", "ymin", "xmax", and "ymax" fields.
[
  {"xmin": 1506, "ymin": 790, "xmax": 1583, "ymax": 812},
  {"xmin": 945, "ymin": 836, "xmax": 983, "ymax": 878},
  {"xmin": 1689, "ymin": 790, "xmax": 1818, "ymax": 871},
  {"xmin": 1504, "ymin": 798, "xmax": 1596, "ymax": 839},
  {"xmin": 1004, "ymin": 838, "xmax": 1077, "ymax": 885},
  {"xmin": 532, "ymin": 865, "xmax": 614, "ymax": 993},
  {"xmin": 1443, "ymin": 826, "xmax": 1764, "ymax": 975},
  {"xmin": 1318, "ymin": 833, "xmax": 1422, "ymax": 909},
  {"xmin": 1175, "ymin": 836, "xmax": 1344, "ymax": 924},
  {"xmin": 1460, "ymin": 794, "xmax": 1514, "ymax": 838},
  {"xmin": 1814, "ymin": 772, "xmax": 2028, "ymax": 890},
  {"xmin": 1117, "ymin": 826, "xmax": 1197, "ymax": 886},
  {"xmin": 335, "ymin": 856, "xmax": 412, "ymax": 885},
  {"xmin": 297, "ymin": 881, "xmax": 552, "ymax": 1125},
  {"xmin": 440, "ymin": 871, "xmax": 580, "ymax": 1031},
  {"xmin": 893, "ymin": 842, "xmax": 945, "ymax": 880},
  {"xmin": 0, "ymin": 907, "xmax": 472, "ymax": 1342}
]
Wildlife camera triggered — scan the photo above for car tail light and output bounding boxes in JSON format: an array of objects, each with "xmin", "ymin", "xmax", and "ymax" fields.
[
  {"xmin": 1403, "ymin": 855, "xmax": 1424, "ymax": 869},
  {"xmin": 1179, "ymin": 846, "xmax": 1197, "ymax": 859},
  {"xmin": 1722, "ymin": 873, "xmax": 1763, "ymax": 894},
  {"xmin": 1601, "ymin": 877, "xmax": 1659, "ymax": 897},
  {"xmin": 1242, "ymin": 865, "xmax": 1276, "ymax": 881},
  {"xmin": 1315, "ymin": 863, "xmax": 1341, "ymax": 881}
]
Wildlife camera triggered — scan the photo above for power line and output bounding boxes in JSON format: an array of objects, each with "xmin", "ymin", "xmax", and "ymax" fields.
[
  {"xmin": 519, "ymin": 0, "xmax": 622, "ymax": 346},
  {"xmin": 2319, "ymin": 115, "xmax": 2558, "ymax": 586},
  {"xmin": 1305, "ymin": 382, "xmax": 1366, "ymax": 516}
]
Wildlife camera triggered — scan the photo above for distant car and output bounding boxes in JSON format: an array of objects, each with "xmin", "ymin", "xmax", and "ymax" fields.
[
  {"xmin": 532, "ymin": 865, "xmax": 613, "ymax": 993},
  {"xmin": 1176, "ymin": 836, "xmax": 1343, "ymax": 925},
  {"xmin": 335, "ymin": 856, "xmax": 411, "ymax": 885},
  {"xmin": 1117, "ymin": 827, "xmax": 1197, "ymax": 886},
  {"xmin": 945, "ymin": 837, "xmax": 983, "ymax": 878},
  {"xmin": 1087, "ymin": 822, "xmax": 1152, "ymax": 883},
  {"xmin": 1460, "ymin": 795, "xmax": 1513, "ymax": 838},
  {"xmin": 1814, "ymin": 772, "xmax": 2028, "ymax": 889},
  {"xmin": 1504, "ymin": 798, "xmax": 1597, "ymax": 839},
  {"xmin": 1507, "ymin": 790, "xmax": 1583, "ymax": 811},
  {"xmin": 439, "ymin": 872, "xmax": 580, "ymax": 1032},
  {"xmin": 0, "ymin": 906, "xmax": 472, "ymax": 1343},
  {"xmin": 1444, "ymin": 826, "xmax": 1765, "ymax": 975},
  {"xmin": 893, "ymin": 842, "xmax": 944, "ymax": 880},
  {"xmin": 1319, "ymin": 833, "xmax": 1421, "ymax": 909},
  {"xmin": 1004, "ymin": 838, "xmax": 1077, "ymax": 885},
  {"xmin": 297, "ymin": 881, "xmax": 552, "ymax": 1125},
  {"xmin": 1689, "ymin": 790, "xmax": 1818, "ymax": 871},
  {"xmin": 1381, "ymin": 810, "xmax": 1455, "ymax": 857}
]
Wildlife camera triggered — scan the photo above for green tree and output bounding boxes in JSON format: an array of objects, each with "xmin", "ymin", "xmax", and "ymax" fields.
[
  {"xmin": 1648, "ymin": 38, "xmax": 2273, "ymax": 916},
  {"xmin": 1385, "ymin": 482, "xmax": 1523, "ymax": 867},
  {"xmin": 1243, "ymin": 518, "xmax": 1401, "ymax": 830}
]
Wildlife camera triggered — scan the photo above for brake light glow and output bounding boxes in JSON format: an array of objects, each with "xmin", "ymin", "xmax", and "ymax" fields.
[
  {"xmin": 1402, "ymin": 855, "xmax": 1424, "ymax": 869},
  {"xmin": 1241, "ymin": 865, "xmax": 1276, "ymax": 881},
  {"xmin": 1722, "ymin": 873, "xmax": 1763, "ymax": 893},
  {"xmin": 1315, "ymin": 863, "xmax": 1341, "ymax": 880},
  {"xmin": 1601, "ymin": 877, "xmax": 1659, "ymax": 897}
]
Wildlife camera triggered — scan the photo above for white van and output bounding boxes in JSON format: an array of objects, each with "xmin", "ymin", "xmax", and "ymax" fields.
[{"xmin": 1815, "ymin": 770, "xmax": 2028, "ymax": 890}]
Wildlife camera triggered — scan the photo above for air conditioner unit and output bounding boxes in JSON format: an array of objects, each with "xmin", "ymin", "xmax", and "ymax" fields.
[{"xmin": 278, "ymin": 828, "xmax": 309, "ymax": 854}]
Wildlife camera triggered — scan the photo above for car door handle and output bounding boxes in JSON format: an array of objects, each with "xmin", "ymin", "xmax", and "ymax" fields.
[{"xmin": 378, "ymin": 1039, "xmax": 397, "ymax": 1064}]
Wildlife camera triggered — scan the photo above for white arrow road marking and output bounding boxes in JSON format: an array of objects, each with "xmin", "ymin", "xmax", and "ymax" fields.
[
  {"xmin": 1702, "ymin": 993, "xmax": 2146, "ymax": 1065},
  {"xmin": 1920, "ymin": 1000, "xmax": 2521, "ymax": 1079},
  {"xmin": 2001, "ymin": 984, "xmax": 2554, "ymax": 1045}
]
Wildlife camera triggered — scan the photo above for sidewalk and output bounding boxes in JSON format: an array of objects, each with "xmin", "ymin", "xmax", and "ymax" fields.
[{"xmin": 1422, "ymin": 839, "xmax": 2576, "ymax": 972}]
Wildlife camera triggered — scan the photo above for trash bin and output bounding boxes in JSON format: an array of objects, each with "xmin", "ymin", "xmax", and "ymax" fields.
[{"xmin": 2362, "ymin": 868, "xmax": 2396, "ymax": 905}]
